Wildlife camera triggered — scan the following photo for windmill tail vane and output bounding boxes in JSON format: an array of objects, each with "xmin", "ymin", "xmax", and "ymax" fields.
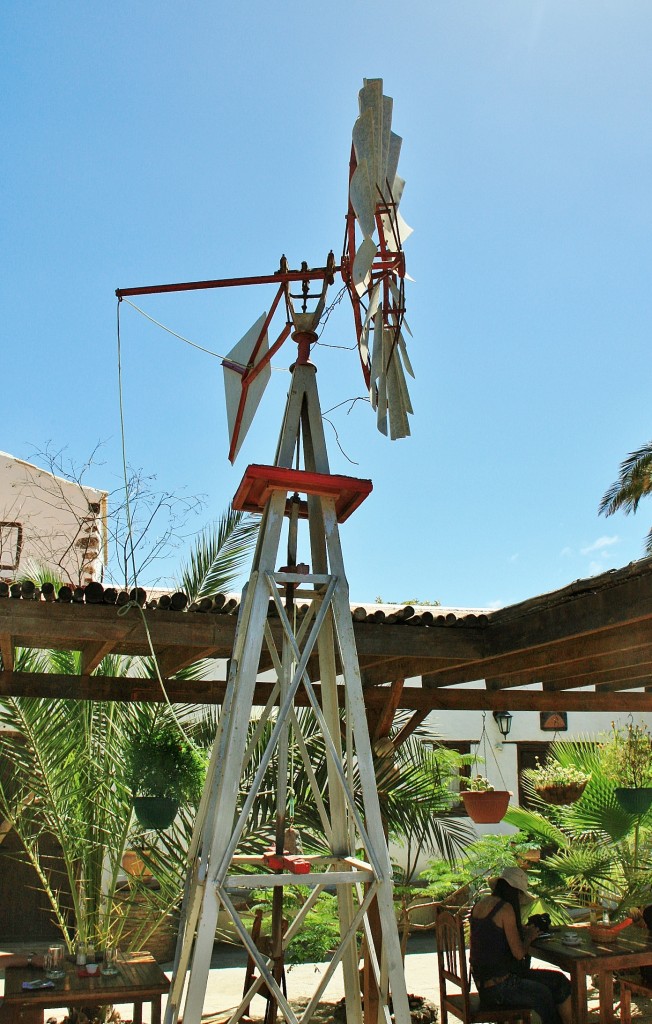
[{"xmin": 115, "ymin": 77, "xmax": 414, "ymax": 457}]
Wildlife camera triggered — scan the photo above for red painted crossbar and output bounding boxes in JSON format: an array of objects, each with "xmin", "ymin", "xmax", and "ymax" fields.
[{"xmin": 263, "ymin": 852, "xmax": 311, "ymax": 874}]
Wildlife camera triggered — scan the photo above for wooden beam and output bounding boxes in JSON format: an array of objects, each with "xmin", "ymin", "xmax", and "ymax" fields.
[
  {"xmin": 422, "ymin": 621, "xmax": 652, "ymax": 689},
  {"xmin": 372, "ymin": 679, "xmax": 405, "ymax": 740},
  {"xmin": 80, "ymin": 641, "xmax": 115, "ymax": 675},
  {"xmin": 595, "ymin": 675, "xmax": 652, "ymax": 693},
  {"xmin": 0, "ymin": 600, "xmax": 487, "ymax": 663},
  {"xmin": 540, "ymin": 665, "xmax": 652, "ymax": 692},
  {"xmin": 0, "ymin": 601, "xmax": 240, "ymax": 657},
  {"xmin": 392, "ymin": 710, "xmax": 430, "ymax": 749},
  {"xmin": 352, "ymin": 621, "xmax": 486, "ymax": 660},
  {"xmin": 486, "ymin": 647, "xmax": 652, "ymax": 692},
  {"xmin": 362, "ymin": 658, "xmax": 455, "ymax": 688},
  {"xmin": 3, "ymin": 671, "xmax": 652, "ymax": 712},
  {"xmin": 154, "ymin": 645, "xmax": 221, "ymax": 679},
  {"xmin": 486, "ymin": 565, "xmax": 652, "ymax": 660},
  {"xmin": 0, "ymin": 634, "xmax": 14, "ymax": 673}
]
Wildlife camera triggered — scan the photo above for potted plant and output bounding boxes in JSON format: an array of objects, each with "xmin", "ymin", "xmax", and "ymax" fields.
[
  {"xmin": 460, "ymin": 775, "xmax": 512, "ymax": 824},
  {"xmin": 602, "ymin": 722, "xmax": 652, "ymax": 815},
  {"xmin": 523, "ymin": 758, "xmax": 590, "ymax": 806},
  {"xmin": 126, "ymin": 722, "xmax": 207, "ymax": 830}
]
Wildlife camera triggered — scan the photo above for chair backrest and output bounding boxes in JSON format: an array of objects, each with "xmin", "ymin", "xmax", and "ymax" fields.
[{"xmin": 436, "ymin": 909, "xmax": 474, "ymax": 1022}]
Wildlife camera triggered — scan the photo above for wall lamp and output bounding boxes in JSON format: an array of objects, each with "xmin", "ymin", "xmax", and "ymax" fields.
[{"xmin": 493, "ymin": 710, "xmax": 513, "ymax": 739}]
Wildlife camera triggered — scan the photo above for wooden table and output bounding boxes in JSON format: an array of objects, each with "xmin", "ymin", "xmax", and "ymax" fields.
[
  {"xmin": 532, "ymin": 925, "xmax": 652, "ymax": 1024},
  {"xmin": 3, "ymin": 951, "xmax": 170, "ymax": 1024}
]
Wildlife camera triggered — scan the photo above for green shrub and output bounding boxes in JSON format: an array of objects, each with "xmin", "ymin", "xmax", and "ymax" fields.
[{"xmin": 126, "ymin": 723, "xmax": 207, "ymax": 803}]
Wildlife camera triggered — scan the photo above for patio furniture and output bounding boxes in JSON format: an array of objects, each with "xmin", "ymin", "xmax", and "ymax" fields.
[
  {"xmin": 435, "ymin": 909, "xmax": 531, "ymax": 1024},
  {"xmin": 532, "ymin": 925, "xmax": 652, "ymax": 1024},
  {"xmin": 620, "ymin": 977, "xmax": 652, "ymax": 1024},
  {"xmin": 3, "ymin": 950, "xmax": 169, "ymax": 1024}
]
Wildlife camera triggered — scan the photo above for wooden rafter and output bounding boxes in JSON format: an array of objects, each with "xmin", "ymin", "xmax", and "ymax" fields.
[{"xmin": 1, "ymin": 557, "xmax": 652, "ymax": 712}]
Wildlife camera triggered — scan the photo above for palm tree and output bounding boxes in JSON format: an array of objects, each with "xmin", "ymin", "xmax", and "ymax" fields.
[
  {"xmin": 504, "ymin": 738, "xmax": 652, "ymax": 922},
  {"xmin": 235, "ymin": 707, "xmax": 474, "ymax": 871},
  {"xmin": 0, "ymin": 511, "xmax": 259, "ymax": 955},
  {"xmin": 599, "ymin": 442, "xmax": 652, "ymax": 554}
]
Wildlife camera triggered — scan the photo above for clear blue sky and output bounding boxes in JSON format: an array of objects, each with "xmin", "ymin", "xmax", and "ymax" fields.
[{"xmin": 2, "ymin": 1, "xmax": 651, "ymax": 607}]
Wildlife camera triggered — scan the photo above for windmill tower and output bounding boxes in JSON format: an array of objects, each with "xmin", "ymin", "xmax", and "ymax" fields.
[{"xmin": 117, "ymin": 78, "xmax": 415, "ymax": 1024}]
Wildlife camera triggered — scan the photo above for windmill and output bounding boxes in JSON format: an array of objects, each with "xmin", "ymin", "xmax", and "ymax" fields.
[{"xmin": 117, "ymin": 78, "xmax": 414, "ymax": 1024}]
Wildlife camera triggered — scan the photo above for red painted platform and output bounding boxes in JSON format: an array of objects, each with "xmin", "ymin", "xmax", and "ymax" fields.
[{"xmin": 232, "ymin": 465, "xmax": 372, "ymax": 523}]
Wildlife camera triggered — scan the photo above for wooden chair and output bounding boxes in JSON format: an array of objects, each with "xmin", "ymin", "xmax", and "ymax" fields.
[
  {"xmin": 620, "ymin": 977, "xmax": 652, "ymax": 1024},
  {"xmin": 435, "ymin": 909, "xmax": 532, "ymax": 1024}
]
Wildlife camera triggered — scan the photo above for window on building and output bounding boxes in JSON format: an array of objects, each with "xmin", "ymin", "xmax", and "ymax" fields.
[
  {"xmin": 517, "ymin": 741, "xmax": 551, "ymax": 809},
  {"xmin": 0, "ymin": 522, "xmax": 23, "ymax": 572}
]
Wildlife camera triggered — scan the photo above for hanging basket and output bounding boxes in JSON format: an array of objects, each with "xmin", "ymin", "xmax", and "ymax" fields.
[
  {"xmin": 535, "ymin": 780, "xmax": 588, "ymax": 806},
  {"xmin": 615, "ymin": 787, "xmax": 652, "ymax": 815},
  {"xmin": 133, "ymin": 796, "xmax": 179, "ymax": 830},
  {"xmin": 460, "ymin": 790, "xmax": 511, "ymax": 824}
]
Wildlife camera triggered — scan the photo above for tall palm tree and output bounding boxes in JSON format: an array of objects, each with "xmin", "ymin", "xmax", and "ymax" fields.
[{"xmin": 599, "ymin": 442, "xmax": 652, "ymax": 554}]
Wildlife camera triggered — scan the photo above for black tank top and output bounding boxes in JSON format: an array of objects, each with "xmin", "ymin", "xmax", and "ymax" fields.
[{"xmin": 470, "ymin": 899, "xmax": 522, "ymax": 983}]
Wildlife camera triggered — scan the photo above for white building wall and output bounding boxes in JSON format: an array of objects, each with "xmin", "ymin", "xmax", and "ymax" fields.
[
  {"xmin": 423, "ymin": 690, "xmax": 652, "ymax": 838},
  {"xmin": 0, "ymin": 452, "xmax": 108, "ymax": 586}
]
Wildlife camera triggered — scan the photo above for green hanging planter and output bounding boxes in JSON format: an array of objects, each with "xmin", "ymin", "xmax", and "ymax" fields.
[
  {"xmin": 615, "ymin": 787, "xmax": 652, "ymax": 815},
  {"xmin": 133, "ymin": 796, "xmax": 179, "ymax": 830}
]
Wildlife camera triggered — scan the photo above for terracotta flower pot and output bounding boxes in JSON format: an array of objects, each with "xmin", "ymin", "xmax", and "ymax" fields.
[
  {"xmin": 121, "ymin": 849, "xmax": 153, "ymax": 879},
  {"xmin": 460, "ymin": 790, "xmax": 511, "ymax": 823}
]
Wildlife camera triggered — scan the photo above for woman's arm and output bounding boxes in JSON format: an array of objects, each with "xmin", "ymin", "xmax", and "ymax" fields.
[{"xmin": 500, "ymin": 904, "xmax": 531, "ymax": 961}]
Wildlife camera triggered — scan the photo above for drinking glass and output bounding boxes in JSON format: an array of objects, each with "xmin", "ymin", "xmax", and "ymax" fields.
[
  {"xmin": 101, "ymin": 946, "xmax": 119, "ymax": 976},
  {"xmin": 45, "ymin": 943, "xmax": 66, "ymax": 979}
]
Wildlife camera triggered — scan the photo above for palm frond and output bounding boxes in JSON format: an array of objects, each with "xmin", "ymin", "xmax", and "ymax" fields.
[
  {"xmin": 176, "ymin": 510, "xmax": 258, "ymax": 601},
  {"xmin": 599, "ymin": 442, "xmax": 652, "ymax": 517}
]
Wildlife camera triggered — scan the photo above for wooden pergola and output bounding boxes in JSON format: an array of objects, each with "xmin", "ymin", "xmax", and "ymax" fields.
[{"xmin": 1, "ymin": 557, "xmax": 651, "ymax": 717}]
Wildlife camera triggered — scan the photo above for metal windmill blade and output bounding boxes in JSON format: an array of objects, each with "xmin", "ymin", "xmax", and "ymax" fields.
[
  {"xmin": 222, "ymin": 312, "xmax": 272, "ymax": 463},
  {"xmin": 344, "ymin": 78, "xmax": 415, "ymax": 438}
]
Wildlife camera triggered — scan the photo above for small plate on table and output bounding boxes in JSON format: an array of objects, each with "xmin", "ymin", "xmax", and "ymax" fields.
[{"xmin": 561, "ymin": 931, "xmax": 582, "ymax": 946}]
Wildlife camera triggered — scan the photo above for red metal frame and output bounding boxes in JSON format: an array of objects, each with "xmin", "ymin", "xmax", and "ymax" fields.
[
  {"xmin": 340, "ymin": 143, "xmax": 407, "ymax": 389},
  {"xmin": 116, "ymin": 186, "xmax": 406, "ymax": 457}
]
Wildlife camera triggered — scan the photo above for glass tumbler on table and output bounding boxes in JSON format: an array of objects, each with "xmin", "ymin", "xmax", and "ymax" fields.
[
  {"xmin": 45, "ymin": 943, "xmax": 66, "ymax": 979},
  {"xmin": 101, "ymin": 946, "xmax": 119, "ymax": 976}
]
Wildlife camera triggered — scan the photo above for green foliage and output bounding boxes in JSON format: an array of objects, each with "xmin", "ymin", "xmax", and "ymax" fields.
[
  {"xmin": 417, "ymin": 859, "xmax": 471, "ymax": 900},
  {"xmin": 175, "ymin": 509, "xmax": 259, "ymax": 599},
  {"xmin": 0, "ymin": 664, "xmax": 189, "ymax": 950},
  {"xmin": 505, "ymin": 736, "xmax": 652, "ymax": 918},
  {"xmin": 286, "ymin": 893, "xmax": 340, "ymax": 965},
  {"xmin": 0, "ymin": 503, "xmax": 256, "ymax": 952},
  {"xmin": 601, "ymin": 721, "xmax": 652, "ymax": 789},
  {"xmin": 599, "ymin": 441, "xmax": 652, "ymax": 554},
  {"xmin": 523, "ymin": 758, "xmax": 590, "ymax": 789},
  {"xmin": 419, "ymin": 833, "xmax": 545, "ymax": 913},
  {"xmin": 462, "ymin": 774, "xmax": 494, "ymax": 792},
  {"xmin": 240, "ymin": 888, "xmax": 341, "ymax": 965},
  {"xmin": 240, "ymin": 711, "xmax": 476, "ymax": 881},
  {"xmin": 126, "ymin": 722, "xmax": 207, "ymax": 802}
]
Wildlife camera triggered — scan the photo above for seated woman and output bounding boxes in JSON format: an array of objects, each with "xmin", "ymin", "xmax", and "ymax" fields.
[{"xmin": 470, "ymin": 866, "xmax": 572, "ymax": 1024}]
